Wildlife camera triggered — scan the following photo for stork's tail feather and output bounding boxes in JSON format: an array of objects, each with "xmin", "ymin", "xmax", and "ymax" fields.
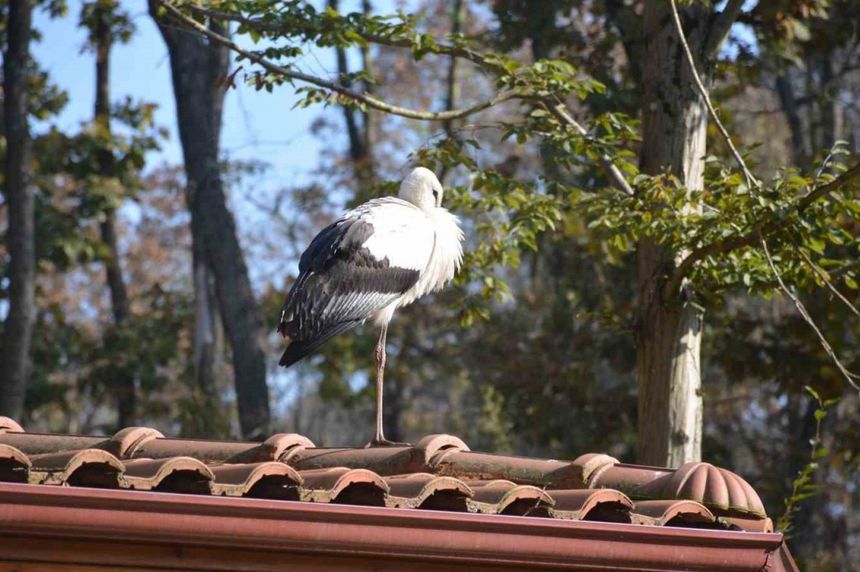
[
  {"xmin": 278, "ymin": 320, "xmax": 362, "ymax": 367},
  {"xmin": 277, "ymin": 307, "xmax": 290, "ymax": 338}
]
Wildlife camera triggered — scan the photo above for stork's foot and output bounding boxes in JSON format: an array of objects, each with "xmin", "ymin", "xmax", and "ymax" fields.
[{"xmin": 365, "ymin": 438, "xmax": 411, "ymax": 448}]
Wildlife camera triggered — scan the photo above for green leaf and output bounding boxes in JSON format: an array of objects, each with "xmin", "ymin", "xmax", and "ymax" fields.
[{"xmin": 803, "ymin": 385, "xmax": 821, "ymax": 402}]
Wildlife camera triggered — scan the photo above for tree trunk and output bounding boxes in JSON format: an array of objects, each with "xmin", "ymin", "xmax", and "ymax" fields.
[
  {"xmin": 816, "ymin": 55, "xmax": 840, "ymax": 151},
  {"xmin": 775, "ymin": 72, "xmax": 808, "ymax": 166},
  {"xmin": 190, "ymin": 247, "xmax": 223, "ymax": 438},
  {"xmin": 442, "ymin": 0, "xmax": 464, "ymax": 139},
  {"xmin": 636, "ymin": 1, "xmax": 712, "ymax": 467},
  {"xmin": 92, "ymin": 2, "xmax": 136, "ymax": 429},
  {"xmin": 150, "ymin": 8, "xmax": 271, "ymax": 439},
  {"xmin": 360, "ymin": 1, "xmax": 374, "ymax": 157},
  {"xmin": 329, "ymin": 0, "xmax": 375, "ymax": 195},
  {"xmin": 0, "ymin": 0, "xmax": 36, "ymax": 420}
]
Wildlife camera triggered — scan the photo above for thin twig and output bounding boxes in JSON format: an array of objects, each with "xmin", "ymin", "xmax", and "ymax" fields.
[
  {"xmin": 541, "ymin": 99, "xmax": 634, "ymax": 195},
  {"xmin": 797, "ymin": 162, "xmax": 860, "ymax": 211},
  {"xmin": 158, "ymin": 1, "xmax": 518, "ymax": 122},
  {"xmin": 830, "ymin": 259, "xmax": 860, "ymax": 279},
  {"xmin": 813, "ymin": 148, "xmax": 836, "ymax": 185},
  {"xmin": 668, "ymin": 0, "xmax": 757, "ymax": 188},
  {"xmin": 761, "ymin": 237, "xmax": 860, "ymax": 391},
  {"xmin": 797, "ymin": 248, "xmax": 860, "ymax": 320}
]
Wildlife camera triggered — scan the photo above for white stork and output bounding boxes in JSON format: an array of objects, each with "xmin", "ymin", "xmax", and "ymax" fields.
[{"xmin": 278, "ymin": 167, "xmax": 464, "ymax": 446}]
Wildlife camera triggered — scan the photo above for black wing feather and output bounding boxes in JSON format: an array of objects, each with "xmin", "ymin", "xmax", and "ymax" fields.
[
  {"xmin": 278, "ymin": 216, "xmax": 419, "ymax": 367},
  {"xmin": 278, "ymin": 320, "xmax": 361, "ymax": 367}
]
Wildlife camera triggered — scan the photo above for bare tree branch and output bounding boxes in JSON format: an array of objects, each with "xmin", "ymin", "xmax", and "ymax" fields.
[
  {"xmin": 158, "ymin": 0, "xmax": 518, "ymax": 122},
  {"xmin": 704, "ymin": 0, "xmax": 745, "ymax": 59},
  {"xmin": 797, "ymin": 162, "xmax": 860, "ymax": 210}
]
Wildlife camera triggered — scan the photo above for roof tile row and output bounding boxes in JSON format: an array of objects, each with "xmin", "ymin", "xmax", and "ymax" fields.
[{"xmin": 0, "ymin": 417, "xmax": 772, "ymax": 532}]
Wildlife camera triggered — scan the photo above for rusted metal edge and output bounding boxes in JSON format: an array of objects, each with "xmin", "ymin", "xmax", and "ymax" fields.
[{"xmin": 0, "ymin": 482, "xmax": 787, "ymax": 571}]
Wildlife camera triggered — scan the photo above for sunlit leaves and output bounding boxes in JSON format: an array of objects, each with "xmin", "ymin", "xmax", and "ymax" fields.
[{"xmin": 582, "ymin": 153, "xmax": 860, "ymax": 299}]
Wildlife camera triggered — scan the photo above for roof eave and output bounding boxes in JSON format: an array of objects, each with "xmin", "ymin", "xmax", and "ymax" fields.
[{"xmin": 0, "ymin": 483, "xmax": 790, "ymax": 571}]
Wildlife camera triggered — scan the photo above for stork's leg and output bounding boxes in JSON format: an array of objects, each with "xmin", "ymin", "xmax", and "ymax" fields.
[
  {"xmin": 374, "ymin": 323, "xmax": 388, "ymax": 443},
  {"xmin": 367, "ymin": 324, "xmax": 409, "ymax": 447}
]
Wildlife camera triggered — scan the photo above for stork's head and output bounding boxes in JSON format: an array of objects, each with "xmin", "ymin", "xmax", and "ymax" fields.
[{"xmin": 399, "ymin": 167, "xmax": 443, "ymax": 212}]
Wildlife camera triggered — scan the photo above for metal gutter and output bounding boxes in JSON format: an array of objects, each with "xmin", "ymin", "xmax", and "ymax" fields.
[{"xmin": 0, "ymin": 483, "xmax": 787, "ymax": 571}]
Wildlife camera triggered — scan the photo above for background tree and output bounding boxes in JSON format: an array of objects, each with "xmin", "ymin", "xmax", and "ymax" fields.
[
  {"xmin": 0, "ymin": 0, "xmax": 36, "ymax": 419},
  {"xmin": 149, "ymin": 3, "xmax": 271, "ymax": 439},
  {"xmin": 82, "ymin": 0, "xmax": 136, "ymax": 428}
]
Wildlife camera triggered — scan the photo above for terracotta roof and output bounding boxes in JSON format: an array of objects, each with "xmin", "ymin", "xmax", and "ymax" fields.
[
  {"xmin": 0, "ymin": 416, "xmax": 802, "ymax": 570},
  {"xmin": 0, "ymin": 415, "xmax": 770, "ymax": 531}
]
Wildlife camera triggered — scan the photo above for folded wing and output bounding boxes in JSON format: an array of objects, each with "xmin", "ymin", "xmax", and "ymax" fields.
[{"xmin": 278, "ymin": 199, "xmax": 433, "ymax": 367}]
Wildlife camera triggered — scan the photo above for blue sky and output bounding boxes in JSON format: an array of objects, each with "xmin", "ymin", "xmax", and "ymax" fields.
[{"xmin": 30, "ymin": 0, "xmax": 356, "ymax": 189}]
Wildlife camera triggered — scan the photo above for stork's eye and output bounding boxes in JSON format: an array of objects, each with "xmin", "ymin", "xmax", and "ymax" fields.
[{"xmin": 432, "ymin": 189, "xmax": 439, "ymax": 201}]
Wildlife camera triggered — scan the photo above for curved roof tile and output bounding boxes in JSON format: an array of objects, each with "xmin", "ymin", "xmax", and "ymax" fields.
[
  {"xmin": 632, "ymin": 499, "xmax": 717, "ymax": 527},
  {"xmin": 384, "ymin": 473, "xmax": 472, "ymax": 509},
  {"xmin": 210, "ymin": 461, "xmax": 303, "ymax": 499},
  {"xmin": 638, "ymin": 462, "xmax": 766, "ymax": 517},
  {"xmin": 122, "ymin": 456, "xmax": 214, "ymax": 494},
  {"xmin": 0, "ymin": 443, "xmax": 31, "ymax": 483},
  {"xmin": 549, "ymin": 488, "xmax": 633, "ymax": 522},
  {"xmin": 299, "ymin": 467, "xmax": 389, "ymax": 505},
  {"xmin": 29, "ymin": 449, "xmax": 124, "ymax": 488},
  {"xmin": 0, "ymin": 417, "xmax": 24, "ymax": 434}
]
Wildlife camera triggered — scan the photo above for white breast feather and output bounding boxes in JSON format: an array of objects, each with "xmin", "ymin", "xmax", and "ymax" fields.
[
  {"xmin": 398, "ymin": 207, "xmax": 464, "ymax": 307},
  {"xmin": 351, "ymin": 198, "xmax": 434, "ymax": 271},
  {"xmin": 345, "ymin": 198, "xmax": 462, "ymax": 327}
]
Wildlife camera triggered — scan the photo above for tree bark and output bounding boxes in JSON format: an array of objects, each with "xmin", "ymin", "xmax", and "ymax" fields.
[
  {"xmin": 328, "ymin": 0, "xmax": 375, "ymax": 195},
  {"xmin": 190, "ymin": 245, "xmax": 223, "ymax": 438},
  {"xmin": 815, "ymin": 55, "xmax": 840, "ymax": 151},
  {"xmin": 150, "ymin": 7, "xmax": 271, "ymax": 439},
  {"xmin": 775, "ymin": 72, "xmax": 808, "ymax": 166},
  {"xmin": 0, "ymin": 0, "xmax": 36, "ymax": 420},
  {"xmin": 92, "ymin": 1, "xmax": 136, "ymax": 429},
  {"xmin": 636, "ymin": 1, "xmax": 712, "ymax": 467},
  {"xmin": 442, "ymin": 0, "xmax": 464, "ymax": 139},
  {"xmin": 360, "ymin": 1, "xmax": 374, "ymax": 159}
]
